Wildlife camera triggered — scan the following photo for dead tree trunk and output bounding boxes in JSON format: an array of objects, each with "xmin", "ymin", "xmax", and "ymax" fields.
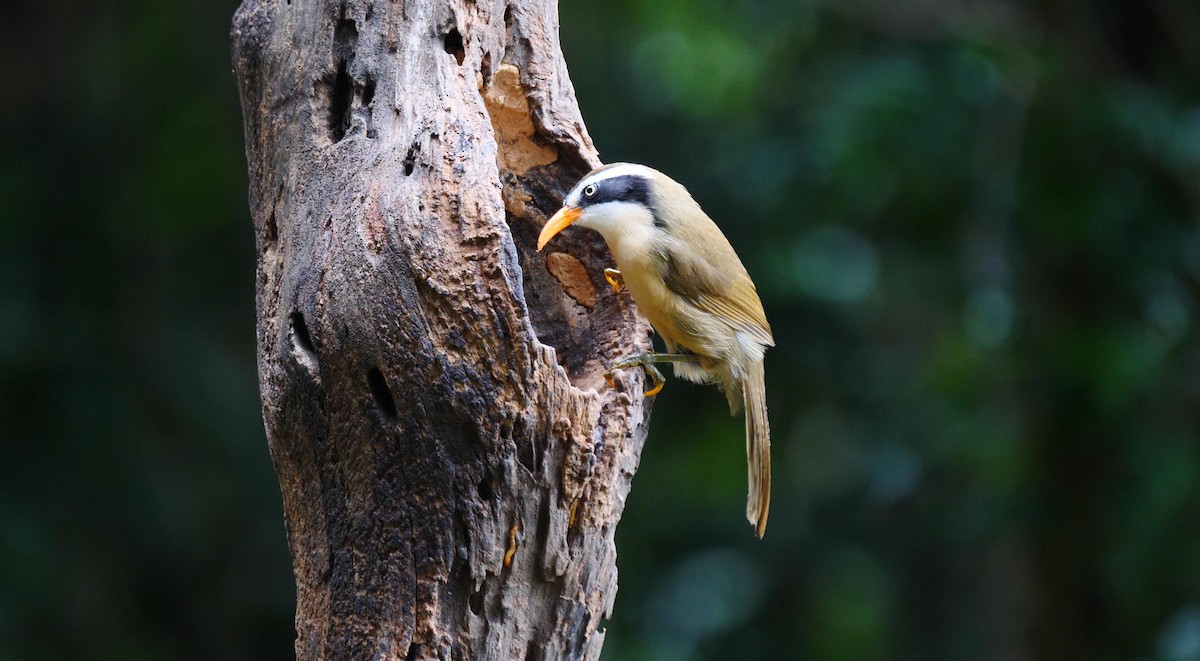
[{"xmin": 231, "ymin": 1, "xmax": 654, "ymax": 658}]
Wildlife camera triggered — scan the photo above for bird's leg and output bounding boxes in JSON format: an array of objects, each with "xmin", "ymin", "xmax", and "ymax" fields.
[
  {"xmin": 603, "ymin": 268, "xmax": 623, "ymax": 294},
  {"xmin": 604, "ymin": 352, "xmax": 697, "ymax": 397}
]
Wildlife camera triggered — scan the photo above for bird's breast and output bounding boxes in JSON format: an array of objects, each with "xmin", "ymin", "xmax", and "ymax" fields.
[{"xmin": 607, "ymin": 237, "xmax": 724, "ymax": 360}]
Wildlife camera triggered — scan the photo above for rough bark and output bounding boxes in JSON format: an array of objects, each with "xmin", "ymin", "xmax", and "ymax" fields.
[{"xmin": 231, "ymin": 1, "xmax": 654, "ymax": 659}]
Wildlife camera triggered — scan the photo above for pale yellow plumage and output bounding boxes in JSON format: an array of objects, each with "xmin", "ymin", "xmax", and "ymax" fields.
[{"xmin": 538, "ymin": 163, "xmax": 774, "ymax": 537}]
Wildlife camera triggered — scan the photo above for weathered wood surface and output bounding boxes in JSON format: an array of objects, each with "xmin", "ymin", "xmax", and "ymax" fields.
[{"xmin": 231, "ymin": 1, "xmax": 654, "ymax": 658}]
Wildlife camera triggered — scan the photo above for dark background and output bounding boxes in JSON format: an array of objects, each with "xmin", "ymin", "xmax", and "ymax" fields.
[{"xmin": 3, "ymin": 1, "xmax": 1199, "ymax": 659}]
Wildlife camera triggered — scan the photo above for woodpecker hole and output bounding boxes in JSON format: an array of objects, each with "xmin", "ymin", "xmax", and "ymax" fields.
[
  {"xmin": 290, "ymin": 311, "xmax": 316, "ymax": 357},
  {"xmin": 264, "ymin": 209, "xmax": 278, "ymax": 244},
  {"xmin": 443, "ymin": 28, "xmax": 465, "ymax": 65},
  {"xmin": 327, "ymin": 60, "xmax": 353, "ymax": 142},
  {"xmin": 325, "ymin": 15, "xmax": 359, "ymax": 142},
  {"xmin": 477, "ymin": 476, "xmax": 494, "ymax": 502},
  {"xmin": 361, "ymin": 76, "xmax": 376, "ymax": 106},
  {"xmin": 266, "ymin": 183, "xmax": 283, "ymax": 245},
  {"xmin": 367, "ymin": 368, "xmax": 398, "ymax": 421},
  {"xmin": 469, "ymin": 583, "xmax": 485, "ymax": 615},
  {"xmin": 403, "ymin": 143, "xmax": 419, "ymax": 176}
]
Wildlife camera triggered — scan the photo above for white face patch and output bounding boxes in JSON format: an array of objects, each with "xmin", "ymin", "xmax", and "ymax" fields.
[
  {"xmin": 575, "ymin": 200, "xmax": 651, "ymax": 236},
  {"xmin": 576, "ymin": 200, "xmax": 659, "ymax": 266},
  {"xmin": 558, "ymin": 163, "xmax": 666, "ymax": 262}
]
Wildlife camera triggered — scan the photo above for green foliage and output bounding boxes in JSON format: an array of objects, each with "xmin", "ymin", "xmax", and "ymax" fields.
[
  {"xmin": 562, "ymin": 1, "xmax": 1200, "ymax": 658},
  {"xmin": 0, "ymin": 3, "xmax": 292, "ymax": 659},
  {"xmin": 1, "ymin": 1, "xmax": 1197, "ymax": 659}
]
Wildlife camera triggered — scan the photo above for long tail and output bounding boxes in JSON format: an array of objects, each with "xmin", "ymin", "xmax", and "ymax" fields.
[{"xmin": 743, "ymin": 359, "xmax": 771, "ymax": 539}]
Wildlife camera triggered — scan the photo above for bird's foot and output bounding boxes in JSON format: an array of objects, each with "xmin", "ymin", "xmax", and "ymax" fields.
[
  {"xmin": 603, "ymin": 268, "xmax": 623, "ymax": 294},
  {"xmin": 604, "ymin": 352, "xmax": 692, "ymax": 397},
  {"xmin": 642, "ymin": 367, "xmax": 666, "ymax": 396}
]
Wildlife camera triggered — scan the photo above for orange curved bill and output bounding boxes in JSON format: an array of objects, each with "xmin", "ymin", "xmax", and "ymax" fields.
[{"xmin": 536, "ymin": 206, "xmax": 582, "ymax": 251}]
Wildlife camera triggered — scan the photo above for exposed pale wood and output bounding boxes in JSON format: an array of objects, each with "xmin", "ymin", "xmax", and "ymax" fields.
[{"xmin": 231, "ymin": 1, "xmax": 654, "ymax": 658}]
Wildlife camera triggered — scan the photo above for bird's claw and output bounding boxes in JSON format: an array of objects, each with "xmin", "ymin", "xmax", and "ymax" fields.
[
  {"xmin": 603, "ymin": 268, "xmax": 623, "ymax": 294},
  {"xmin": 643, "ymin": 374, "xmax": 665, "ymax": 397},
  {"xmin": 604, "ymin": 353, "xmax": 666, "ymax": 397}
]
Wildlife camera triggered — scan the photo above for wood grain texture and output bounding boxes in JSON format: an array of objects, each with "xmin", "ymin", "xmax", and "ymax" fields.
[{"xmin": 231, "ymin": 1, "xmax": 654, "ymax": 658}]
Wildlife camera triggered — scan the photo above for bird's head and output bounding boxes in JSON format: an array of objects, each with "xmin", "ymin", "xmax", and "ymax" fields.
[{"xmin": 536, "ymin": 163, "xmax": 664, "ymax": 251}]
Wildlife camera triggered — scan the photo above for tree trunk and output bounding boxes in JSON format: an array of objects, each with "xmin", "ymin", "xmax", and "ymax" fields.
[{"xmin": 231, "ymin": 1, "xmax": 653, "ymax": 658}]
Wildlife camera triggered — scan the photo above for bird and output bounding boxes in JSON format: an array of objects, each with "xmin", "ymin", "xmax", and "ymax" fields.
[{"xmin": 536, "ymin": 163, "xmax": 774, "ymax": 538}]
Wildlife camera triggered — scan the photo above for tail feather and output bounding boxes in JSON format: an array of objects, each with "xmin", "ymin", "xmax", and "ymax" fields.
[{"xmin": 742, "ymin": 359, "xmax": 771, "ymax": 538}]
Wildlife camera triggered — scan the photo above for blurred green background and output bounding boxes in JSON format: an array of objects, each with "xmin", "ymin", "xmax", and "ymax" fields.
[{"xmin": 2, "ymin": 0, "xmax": 1199, "ymax": 659}]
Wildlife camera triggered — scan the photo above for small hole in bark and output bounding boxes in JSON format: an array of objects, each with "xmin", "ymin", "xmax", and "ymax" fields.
[
  {"xmin": 328, "ymin": 59, "xmax": 353, "ymax": 142},
  {"xmin": 443, "ymin": 28, "xmax": 465, "ymax": 65},
  {"xmin": 536, "ymin": 499, "xmax": 552, "ymax": 559},
  {"xmin": 264, "ymin": 209, "xmax": 278, "ymax": 244},
  {"xmin": 524, "ymin": 639, "xmax": 542, "ymax": 661},
  {"xmin": 290, "ymin": 311, "xmax": 316, "ymax": 356},
  {"xmin": 477, "ymin": 476, "xmax": 494, "ymax": 502},
  {"xmin": 504, "ymin": 6, "xmax": 513, "ymax": 30},
  {"xmin": 403, "ymin": 143, "xmax": 419, "ymax": 176},
  {"xmin": 367, "ymin": 368, "xmax": 398, "ymax": 421},
  {"xmin": 517, "ymin": 438, "xmax": 535, "ymax": 475},
  {"xmin": 334, "ymin": 13, "xmax": 357, "ymax": 45},
  {"xmin": 405, "ymin": 644, "xmax": 421, "ymax": 661},
  {"xmin": 362, "ymin": 76, "xmax": 376, "ymax": 106},
  {"xmin": 469, "ymin": 583, "xmax": 485, "ymax": 615},
  {"xmin": 327, "ymin": 15, "xmax": 358, "ymax": 142}
]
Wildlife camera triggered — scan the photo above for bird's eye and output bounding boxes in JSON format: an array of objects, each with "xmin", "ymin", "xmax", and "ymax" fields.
[{"xmin": 583, "ymin": 184, "xmax": 597, "ymax": 198}]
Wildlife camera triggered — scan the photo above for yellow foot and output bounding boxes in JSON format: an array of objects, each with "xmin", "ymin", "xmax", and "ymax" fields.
[
  {"xmin": 604, "ymin": 353, "xmax": 668, "ymax": 397},
  {"xmin": 603, "ymin": 268, "xmax": 623, "ymax": 294}
]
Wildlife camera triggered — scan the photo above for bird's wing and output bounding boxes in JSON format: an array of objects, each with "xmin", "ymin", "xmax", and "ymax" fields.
[{"xmin": 662, "ymin": 246, "xmax": 775, "ymax": 347}]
